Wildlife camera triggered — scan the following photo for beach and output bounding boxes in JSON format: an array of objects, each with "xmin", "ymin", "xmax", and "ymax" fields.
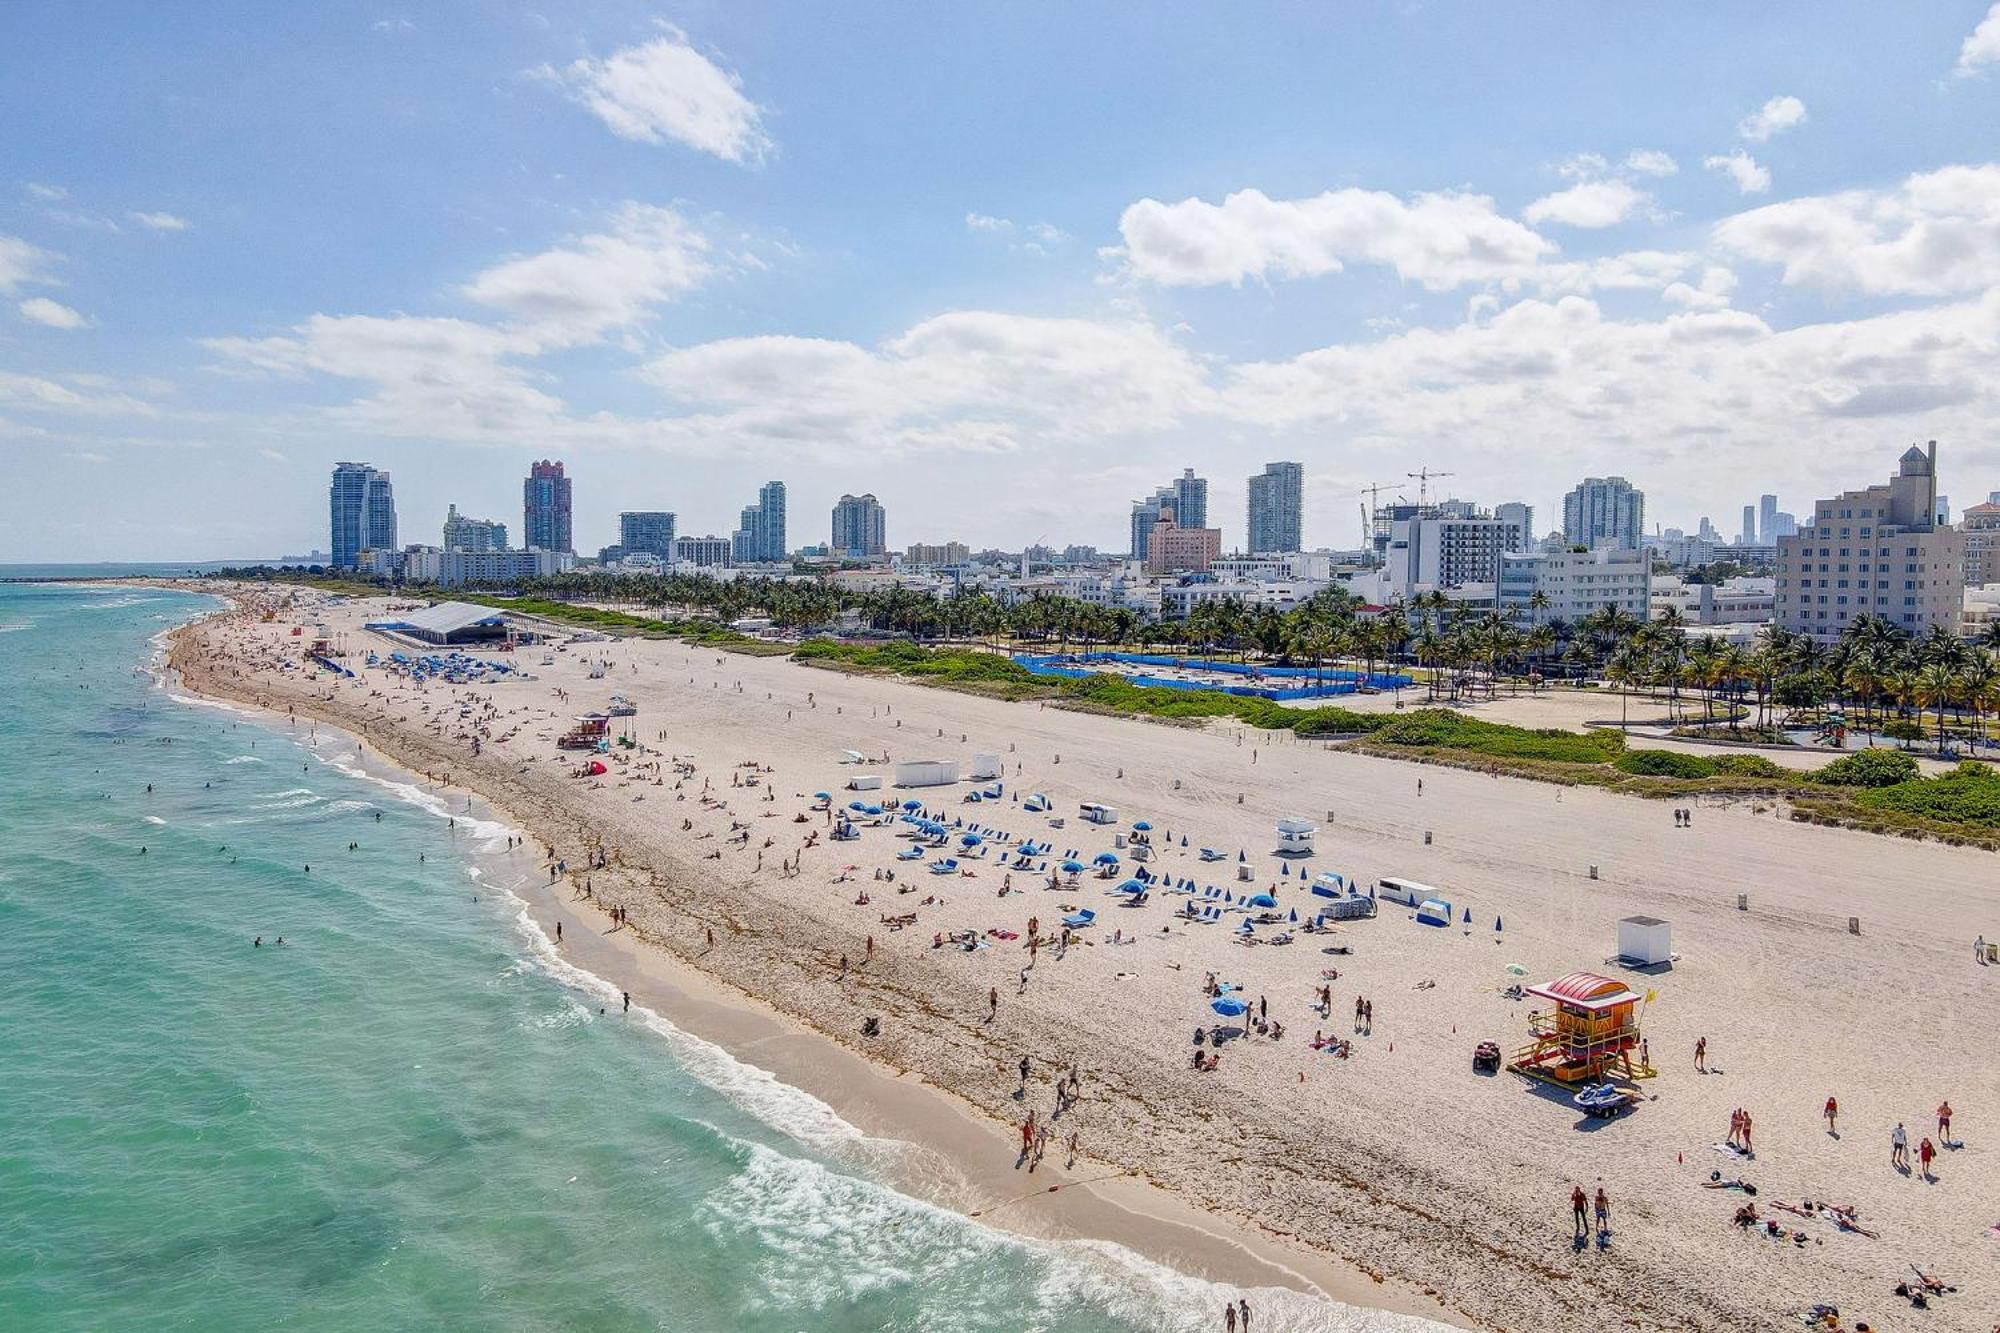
[{"xmin": 172, "ymin": 587, "xmax": 2000, "ymax": 1332}]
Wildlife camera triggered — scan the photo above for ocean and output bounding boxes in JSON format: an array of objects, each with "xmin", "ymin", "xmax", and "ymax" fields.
[{"xmin": 0, "ymin": 582, "xmax": 1445, "ymax": 1332}]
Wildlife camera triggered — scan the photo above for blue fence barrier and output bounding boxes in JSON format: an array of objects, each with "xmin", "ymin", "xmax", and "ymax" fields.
[{"xmin": 1012, "ymin": 652, "xmax": 1410, "ymax": 701}]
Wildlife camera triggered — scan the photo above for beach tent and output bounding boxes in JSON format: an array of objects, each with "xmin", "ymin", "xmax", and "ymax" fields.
[{"xmin": 1415, "ymin": 898, "xmax": 1453, "ymax": 927}]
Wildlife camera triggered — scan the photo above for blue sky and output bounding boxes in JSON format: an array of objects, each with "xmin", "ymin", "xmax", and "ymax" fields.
[{"xmin": 7, "ymin": 2, "xmax": 2000, "ymax": 560}]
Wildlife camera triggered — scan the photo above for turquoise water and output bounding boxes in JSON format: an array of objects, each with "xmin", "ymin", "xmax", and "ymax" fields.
[{"xmin": 0, "ymin": 584, "xmax": 1442, "ymax": 1332}]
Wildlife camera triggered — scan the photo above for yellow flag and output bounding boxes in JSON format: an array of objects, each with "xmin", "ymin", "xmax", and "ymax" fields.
[{"xmin": 1645, "ymin": 988, "xmax": 1657, "ymax": 1004}]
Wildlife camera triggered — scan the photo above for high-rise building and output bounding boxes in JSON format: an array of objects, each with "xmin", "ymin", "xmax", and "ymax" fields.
[
  {"xmin": 523, "ymin": 460, "xmax": 572, "ymax": 553},
  {"xmin": 1246, "ymin": 461, "xmax": 1303, "ymax": 554},
  {"xmin": 1382, "ymin": 514, "xmax": 1508, "ymax": 599},
  {"xmin": 1171, "ymin": 468, "xmax": 1208, "ymax": 533},
  {"xmin": 673, "ymin": 535, "xmax": 733, "ymax": 567},
  {"xmin": 329, "ymin": 461, "xmax": 396, "ymax": 569},
  {"xmin": 1500, "ymin": 547, "xmax": 1651, "ymax": 626},
  {"xmin": 732, "ymin": 480, "xmax": 787, "ymax": 563},
  {"xmin": 1740, "ymin": 505, "xmax": 1757, "ymax": 546},
  {"xmin": 1758, "ymin": 494, "xmax": 1778, "ymax": 544},
  {"xmin": 442, "ymin": 504, "xmax": 506, "ymax": 553},
  {"xmin": 830, "ymin": 493, "xmax": 887, "ymax": 558},
  {"xmin": 1494, "ymin": 502, "xmax": 1534, "ymax": 554},
  {"xmin": 1774, "ymin": 442, "xmax": 1965, "ymax": 641},
  {"xmin": 618, "ymin": 511, "xmax": 677, "ymax": 560},
  {"xmin": 1130, "ymin": 487, "xmax": 1173, "ymax": 559},
  {"xmin": 1562, "ymin": 476, "xmax": 1645, "ymax": 551}
]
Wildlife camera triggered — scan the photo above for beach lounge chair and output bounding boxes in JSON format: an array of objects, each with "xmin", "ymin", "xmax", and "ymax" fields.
[
  {"xmin": 1062, "ymin": 909, "xmax": 1096, "ymax": 928},
  {"xmin": 1199, "ymin": 905, "xmax": 1221, "ymax": 924},
  {"xmin": 897, "ymin": 847, "xmax": 924, "ymax": 861},
  {"xmin": 929, "ymin": 858, "xmax": 959, "ymax": 875}
]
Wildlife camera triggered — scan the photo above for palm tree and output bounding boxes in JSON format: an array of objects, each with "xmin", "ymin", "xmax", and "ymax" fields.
[
  {"xmin": 1913, "ymin": 662, "xmax": 1960, "ymax": 754},
  {"xmin": 1605, "ymin": 645, "xmax": 1644, "ymax": 731}
]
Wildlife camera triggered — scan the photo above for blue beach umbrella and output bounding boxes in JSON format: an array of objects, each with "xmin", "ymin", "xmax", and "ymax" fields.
[
  {"xmin": 1115, "ymin": 878, "xmax": 1146, "ymax": 893},
  {"xmin": 902, "ymin": 799, "xmax": 924, "ymax": 810},
  {"xmin": 1210, "ymin": 997, "xmax": 1247, "ymax": 1017},
  {"xmin": 1060, "ymin": 859, "xmax": 1086, "ymax": 874},
  {"xmin": 1248, "ymin": 893, "xmax": 1278, "ymax": 908},
  {"xmin": 1495, "ymin": 915, "xmax": 1504, "ymax": 932},
  {"xmin": 1093, "ymin": 851, "xmax": 1119, "ymax": 866},
  {"xmin": 1133, "ymin": 820, "xmax": 1153, "ymax": 831}
]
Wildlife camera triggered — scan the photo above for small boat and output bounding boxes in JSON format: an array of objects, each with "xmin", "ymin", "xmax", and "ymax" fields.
[{"xmin": 1573, "ymin": 1083, "xmax": 1635, "ymax": 1119}]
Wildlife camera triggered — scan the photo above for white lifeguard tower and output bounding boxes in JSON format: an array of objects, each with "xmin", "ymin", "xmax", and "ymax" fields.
[{"xmin": 1275, "ymin": 818, "xmax": 1316, "ymax": 856}]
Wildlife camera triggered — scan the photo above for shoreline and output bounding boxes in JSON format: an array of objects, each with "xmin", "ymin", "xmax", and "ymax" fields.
[
  {"xmin": 159, "ymin": 599, "xmax": 1466, "ymax": 1331},
  {"xmin": 163, "ymin": 583, "xmax": 2000, "ymax": 1333}
]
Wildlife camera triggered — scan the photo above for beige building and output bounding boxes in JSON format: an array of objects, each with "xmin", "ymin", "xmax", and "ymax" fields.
[
  {"xmin": 1961, "ymin": 498, "xmax": 2000, "ymax": 586},
  {"xmin": 1773, "ymin": 444, "xmax": 1964, "ymax": 641},
  {"xmin": 1143, "ymin": 514, "xmax": 1221, "ymax": 574}
]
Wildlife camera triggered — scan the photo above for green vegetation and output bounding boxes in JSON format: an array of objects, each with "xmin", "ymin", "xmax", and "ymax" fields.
[
  {"xmin": 1811, "ymin": 748, "xmax": 1921, "ymax": 788},
  {"xmin": 1363, "ymin": 709, "xmax": 1624, "ymax": 764},
  {"xmin": 1614, "ymin": 749, "xmax": 1719, "ymax": 779},
  {"xmin": 1855, "ymin": 763, "xmax": 2000, "ymax": 828}
]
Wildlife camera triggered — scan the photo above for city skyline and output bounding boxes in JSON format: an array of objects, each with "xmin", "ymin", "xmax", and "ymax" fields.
[{"xmin": 10, "ymin": 7, "xmax": 2000, "ymax": 561}]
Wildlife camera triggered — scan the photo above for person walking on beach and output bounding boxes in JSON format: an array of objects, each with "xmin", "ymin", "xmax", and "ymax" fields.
[
  {"xmin": 988, "ymin": 986, "xmax": 999, "ymax": 1021},
  {"xmin": 622, "ymin": 991, "xmax": 630, "ymax": 1013},
  {"xmin": 1824, "ymin": 1095, "xmax": 1839, "ymax": 1136},
  {"xmin": 1938, "ymin": 1100, "xmax": 1954, "ymax": 1143},
  {"xmin": 1237, "ymin": 1297, "xmax": 1251, "ymax": 1331},
  {"xmin": 1919, "ymin": 1135, "xmax": 1937, "ymax": 1178},
  {"xmin": 1223, "ymin": 1302, "xmax": 1236, "ymax": 1333},
  {"xmin": 1694, "ymin": 1036, "xmax": 1708, "ymax": 1072},
  {"xmin": 1593, "ymin": 1185, "xmax": 1610, "ymax": 1242},
  {"xmin": 1977, "ymin": 934, "xmax": 1988, "ymax": 964},
  {"xmin": 1740, "ymin": 1110, "xmax": 1754, "ymax": 1154},
  {"xmin": 1570, "ymin": 1184, "xmax": 1588, "ymax": 1240},
  {"xmin": 1892, "ymin": 1121, "xmax": 1909, "ymax": 1169}
]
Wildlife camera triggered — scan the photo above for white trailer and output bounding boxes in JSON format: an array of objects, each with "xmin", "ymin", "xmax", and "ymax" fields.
[
  {"xmin": 1275, "ymin": 818, "xmax": 1317, "ymax": 856},
  {"xmin": 895, "ymin": 759, "xmax": 959, "ymax": 788}
]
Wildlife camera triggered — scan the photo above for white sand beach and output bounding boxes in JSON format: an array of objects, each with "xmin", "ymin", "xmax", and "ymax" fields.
[{"xmin": 173, "ymin": 588, "xmax": 2000, "ymax": 1332}]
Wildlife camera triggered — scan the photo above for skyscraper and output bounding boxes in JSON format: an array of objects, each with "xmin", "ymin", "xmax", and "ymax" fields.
[
  {"xmin": 1740, "ymin": 505, "xmax": 1757, "ymax": 546},
  {"xmin": 830, "ymin": 493, "xmax": 887, "ymax": 558},
  {"xmin": 1758, "ymin": 494, "xmax": 1778, "ymax": 544},
  {"xmin": 1171, "ymin": 468, "xmax": 1208, "ymax": 533},
  {"xmin": 329, "ymin": 461, "xmax": 396, "ymax": 569},
  {"xmin": 1245, "ymin": 461, "xmax": 1303, "ymax": 554},
  {"xmin": 618, "ymin": 511, "xmax": 677, "ymax": 560},
  {"xmin": 442, "ymin": 504, "xmax": 506, "ymax": 553},
  {"xmin": 1130, "ymin": 487, "xmax": 1173, "ymax": 560},
  {"xmin": 1562, "ymin": 476, "xmax": 1645, "ymax": 551},
  {"xmin": 523, "ymin": 460, "xmax": 572, "ymax": 553},
  {"xmin": 732, "ymin": 480, "xmax": 787, "ymax": 563}
]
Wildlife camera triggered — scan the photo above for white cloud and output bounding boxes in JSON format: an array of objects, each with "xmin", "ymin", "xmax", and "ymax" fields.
[
  {"xmin": 129, "ymin": 211, "xmax": 191, "ymax": 232},
  {"xmin": 1113, "ymin": 186, "xmax": 1556, "ymax": 290},
  {"xmin": 1738, "ymin": 94, "xmax": 1807, "ymax": 142},
  {"xmin": 202, "ymin": 314, "xmax": 562, "ymax": 439},
  {"xmin": 371, "ymin": 17, "xmax": 414, "ymax": 34},
  {"xmin": 965, "ymin": 212, "xmax": 1068, "ymax": 254},
  {"xmin": 0, "ymin": 235, "xmax": 54, "ymax": 293},
  {"xmin": 1955, "ymin": 3, "xmax": 2000, "ymax": 76},
  {"xmin": 1522, "ymin": 179, "xmax": 1649, "ymax": 228},
  {"xmin": 0, "ymin": 371, "xmax": 154, "ymax": 416},
  {"xmin": 19, "ymin": 297, "xmax": 88, "ymax": 329},
  {"xmin": 1704, "ymin": 151, "xmax": 1771, "ymax": 195},
  {"xmin": 1661, "ymin": 265, "xmax": 1738, "ymax": 310},
  {"xmin": 1713, "ymin": 163, "xmax": 2000, "ymax": 296},
  {"xmin": 537, "ymin": 29, "xmax": 770, "ymax": 164},
  {"xmin": 462, "ymin": 202, "xmax": 712, "ymax": 346},
  {"xmin": 642, "ymin": 312, "xmax": 1212, "ymax": 450},
  {"xmin": 26, "ymin": 182, "xmax": 66, "ymax": 201},
  {"xmin": 1624, "ymin": 149, "xmax": 1679, "ymax": 177},
  {"xmin": 1555, "ymin": 152, "xmax": 1609, "ymax": 182}
]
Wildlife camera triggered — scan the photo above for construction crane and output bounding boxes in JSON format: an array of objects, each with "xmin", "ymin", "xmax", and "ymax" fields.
[
  {"xmin": 1406, "ymin": 468, "xmax": 1456, "ymax": 509},
  {"xmin": 1356, "ymin": 482, "xmax": 1402, "ymax": 549}
]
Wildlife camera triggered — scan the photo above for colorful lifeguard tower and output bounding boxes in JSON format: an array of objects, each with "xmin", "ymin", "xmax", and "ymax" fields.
[{"xmin": 1509, "ymin": 971, "xmax": 1653, "ymax": 1085}]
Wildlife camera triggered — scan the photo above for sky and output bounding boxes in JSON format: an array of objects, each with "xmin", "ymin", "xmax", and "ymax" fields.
[{"xmin": 7, "ymin": 2, "xmax": 2000, "ymax": 561}]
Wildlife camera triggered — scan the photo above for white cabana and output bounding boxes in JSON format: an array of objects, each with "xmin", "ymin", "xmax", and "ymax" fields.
[
  {"xmin": 1275, "ymin": 818, "xmax": 1316, "ymax": 856},
  {"xmin": 895, "ymin": 759, "xmax": 958, "ymax": 788},
  {"xmin": 1616, "ymin": 915, "xmax": 1672, "ymax": 966},
  {"xmin": 969, "ymin": 753, "xmax": 1003, "ymax": 780}
]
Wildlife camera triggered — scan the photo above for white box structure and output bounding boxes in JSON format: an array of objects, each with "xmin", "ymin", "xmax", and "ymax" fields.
[
  {"xmin": 1616, "ymin": 915, "xmax": 1672, "ymax": 966},
  {"xmin": 970, "ymin": 753, "xmax": 1003, "ymax": 780},
  {"xmin": 846, "ymin": 774, "xmax": 884, "ymax": 791},
  {"xmin": 1275, "ymin": 818, "xmax": 1316, "ymax": 856},
  {"xmin": 895, "ymin": 759, "xmax": 959, "ymax": 788}
]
